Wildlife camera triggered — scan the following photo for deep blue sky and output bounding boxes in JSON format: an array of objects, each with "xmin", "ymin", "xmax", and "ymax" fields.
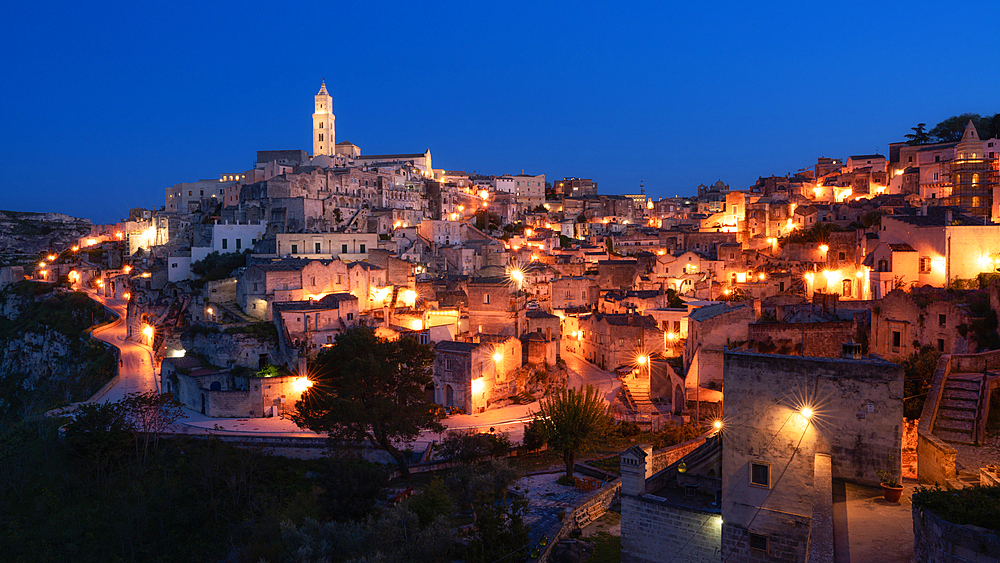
[{"xmin": 3, "ymin": 1, "xmax": 999, "ymax": 224}]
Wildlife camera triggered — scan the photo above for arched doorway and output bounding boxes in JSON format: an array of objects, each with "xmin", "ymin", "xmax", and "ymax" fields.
[
  {"xmin": 445, "ymin": 384, "xmax": 454, "ymax": 407},
  {"xmin": 674, "ymin": 384, "xmax": 684, "ymax": 415}
]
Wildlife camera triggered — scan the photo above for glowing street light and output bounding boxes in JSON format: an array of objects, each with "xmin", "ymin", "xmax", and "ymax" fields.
[
  {"xmin": 293, "ymin": 377, "xmax": 314, "ymax": 393},
  {"xmin": 713, "ymin": 420, "xmax": 723, "ymax": 430},
  {"xmin": 801, "ymin": 407, "xmax": 814, "ymax": 419},
  {"xmin": 636, "ymin": 355, "xmax": 648, "ymax": 366},
  {"xmin": 819, "ymin": 244, "xmax": 829, "ymax": 253},
  {"xmin": 141, "ymin": 324, "xmax": 154, "ymax": 340},
  {"xmin": 493, "ymin": 351, "xmax": 503, "ymax": 363},
  {"xmin": 47, "ymin": 254, "xmax": 56, "ymax": 261}
]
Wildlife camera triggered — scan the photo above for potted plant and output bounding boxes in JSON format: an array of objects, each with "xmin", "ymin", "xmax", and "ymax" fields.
[{"xmin": 877, "ymin": 469, "xmax": 903, "ymax": 502}]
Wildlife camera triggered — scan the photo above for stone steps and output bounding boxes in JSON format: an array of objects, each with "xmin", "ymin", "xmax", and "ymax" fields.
[
  {"xmin": 934, "ymin": 417, "xmax": 974, "ymax": 433},
  {"xmin": 942, "ymin": 389, "xmax": 980, "ymax": 401},
  {"xmin": 935, "ymin": 429, "xmax": 975, "ymax": 445},
  {"xmin": 937, "ymin": 408, "xmax": 978, "ymax": 421},
  {"xmin": 944, "ymin": 379, "xmax": 981, "ymax": 391},
  {"xmin": 940, "ymin": 398, "xmax": 979, "ymax": 411}
]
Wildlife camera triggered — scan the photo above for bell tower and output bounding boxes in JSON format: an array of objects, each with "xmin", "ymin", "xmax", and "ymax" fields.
[{"xmin": 312, "ymin": 79, "xmax": 335, "ymax": 156}]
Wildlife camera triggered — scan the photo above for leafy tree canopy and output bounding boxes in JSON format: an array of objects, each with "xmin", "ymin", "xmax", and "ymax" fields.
[
  {"xmin": 533, "ymin": 385, "xmax": 613, "ymax": 480},
  {"xmin": 190, "ymin": 250, "xmax": 250, "ymax": 282},
  {"xmin": 292, "ymin": 326, "xmax": 444, "ymax": 477}
]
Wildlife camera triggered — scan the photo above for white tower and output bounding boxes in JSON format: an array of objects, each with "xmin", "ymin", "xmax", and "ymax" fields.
[{"xmin": 313, "ymin": 79, "xmax": 335, "ymax": 156}]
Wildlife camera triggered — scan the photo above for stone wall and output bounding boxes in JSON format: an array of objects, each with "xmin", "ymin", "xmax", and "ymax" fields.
[
  {"xmin": 649, "ymin": 436, "xmax": 708, "ymax": 476},
  {"xmin": 538, "ymin": 479, "xmax": 621, "ymax": 563},
  {"xmin": 913, "ymin": 505, "xmax": 1000, "ymax": 563},
  {"xmin": 621, "ymin": 498, "xmax": 722, "ymax": 563},
  {"xmin": 747, "ymin": 320, "xmax": 857, "ymax": 357},
  {"xmin": 808, "ymin": 454, "xmax": 834, "ymax": 563},
  {"xmin": 917, "ymin": 355, "xmax": 958, "ymax": 485},
  {"xmin": 182, "ymin": 330, "xmax": 275, "ymax": 370}
]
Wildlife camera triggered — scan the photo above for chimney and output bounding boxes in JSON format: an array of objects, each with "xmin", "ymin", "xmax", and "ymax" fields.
[{"xmin": 842, "ymin": 338, "xmax": 862, "ymax": 360}]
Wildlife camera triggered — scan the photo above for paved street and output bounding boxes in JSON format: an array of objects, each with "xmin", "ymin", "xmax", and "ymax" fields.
[
  {"xmin": 85, "ymin": 289, "xmax": 160, "ymax": 403},
  {"xmin": 563, "ymin": 350, "xmax": 621, "ymax": 403}
]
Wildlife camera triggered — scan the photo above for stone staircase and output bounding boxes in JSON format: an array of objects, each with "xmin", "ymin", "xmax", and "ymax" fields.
[
  {"xmin": 620, "ymin": 381, "xmax": 655, "ymax": 414},
  {"xmin": 932, "ymin": 373, "xmax": 983, "ymax": 445}
]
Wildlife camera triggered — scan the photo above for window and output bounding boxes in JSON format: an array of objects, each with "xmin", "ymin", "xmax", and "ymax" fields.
[
  {"xmin": 484, "ymin": 293, "xmax": 490, "ymax": 305},
  {"xmin": 291, "ymin": 244, "xmax": 298, "ymax": 254},
  {"xmin": 935, "ymin": 155, "xmax": 940, "ymax": 163},
  {"xmin": 171, "ymin": 263, "xmax": 177, "ymax": 268},
  {"xmin": 342, "ymin": 244, "xmax": 348, "ymax": 253},
  {"xmin": 938, "ymin": 339, "xmax": 945, "ymax": 352},
  {"xmin": 311, "ymin": 276, "xmax": 316, "ymax": 286},
  {"xmin": 347, "ymin": 313, "xmax": 353, "ymax": 320},
  {"xmin": 933, "ymin": 172, "xmax": 939, "ymax": 181},
  {"xmin": 619, "ymin": 339, "xmax": 624, "ymax": 347},
  {"xmin": 318, "ymin": 134, "xmax": 324, "ymax": 142},
  {"xmin": 919, "ymin": 257, "xmax": 931, "ymax": 273},
  {"xmin": 939, "ymin": 314, "xmax": 946, "ymax": 327},
  {"xmin": 838, "ymin": 251, "xmax": 846, "ymax": 261},
  {"xmin": 749, "ymin": 534, "xmax": 769, "ymax": 552},
  {"xmin": 779, "ymin": 282, "xmax": 785, "ymax": 292},
  {"xmin": 252, "ymin": 283, "xmax": 258, "ymax": 291},
  {"xmin": 337, "ymin": 275, "xmax": 342, "ymax": 284},
  {"xmin": 892, "ymin": 331, "xmax": 901, "ymax": 351},
  {"xmin": 236, "ymin": 239, "xmax": 242, "ymax": 250},
  {"xmin": 222, "ymin": 239, "xmax": 228, "ymax": 250},
  {"xmin": 319, "ymin": 122, "xmax": 324, "ymax": 128},
  {"xmin": 842, "ymin": 279, "xmax": 852, "ymax": 298},
  {"xmin": 877, "ymin": 259, "xmax": 889, "ymax": 272},
  {"xmin": 750, "ymin": 462, "xmax": 770, "ymax": 488},
  {"xmin": 359, "ymin": 244, "xmax": 366, "ymax": 253}
]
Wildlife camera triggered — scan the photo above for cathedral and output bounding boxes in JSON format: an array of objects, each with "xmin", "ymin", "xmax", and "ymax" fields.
[
  {"xmin": 312, "ymin": 79, "xmax": 335, "ymax": 156},
  {"xmin": 311, "ymin": 79, "xmax": 433, "ymax": 172}
]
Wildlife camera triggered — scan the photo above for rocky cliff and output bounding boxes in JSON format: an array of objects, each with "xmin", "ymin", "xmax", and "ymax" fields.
[
  {"xmin": 0, "ymin": 282, "xmax": 116, "ymax": 420},
  {"xmin": 0, "ymin": 209, "xmax": 92, "ymax": 266}
]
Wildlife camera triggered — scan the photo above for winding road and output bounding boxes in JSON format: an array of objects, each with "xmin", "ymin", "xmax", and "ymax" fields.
[{"xmin": 85, "ymin": 288, "xmax": 159, "ymax": 403}]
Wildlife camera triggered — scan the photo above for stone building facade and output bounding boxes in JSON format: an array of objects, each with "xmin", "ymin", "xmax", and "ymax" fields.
[{"xmin": 720, "ymin": 350, "xmax": 903, "ymax": 561}]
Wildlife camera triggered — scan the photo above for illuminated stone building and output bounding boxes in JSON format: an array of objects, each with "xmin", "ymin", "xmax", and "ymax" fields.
[
  {"xmin": 944, "ymin": 120, "xmax": 998, "ymax": 221},
  {"xmin": 312, "ymin": 79, "xmax": 335, "ymax": 156}
]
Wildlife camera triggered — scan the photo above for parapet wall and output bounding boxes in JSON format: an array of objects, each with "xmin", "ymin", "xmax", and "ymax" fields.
[
  {"xmin": 913, "ymin": 505, "xmax": 1000, "ymax": 563},
  {"xmin": 917, "ymin": 355, "xmax": 958, "ymax": 485}
]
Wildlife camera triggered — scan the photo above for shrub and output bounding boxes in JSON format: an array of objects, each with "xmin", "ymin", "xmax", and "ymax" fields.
[{"xmin": 912, "ymin": 485, "xmax": 1000, "ymax": 534}]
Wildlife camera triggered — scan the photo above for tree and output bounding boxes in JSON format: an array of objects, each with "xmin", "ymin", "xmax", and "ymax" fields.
[
  {"xmin": 191, "ymin": 250, "xmax": 250, "ymax": 282},
  {"xmin": 904, "ymin": 123, "xmax": 931, "ymax": 146},
  {"xmin": 319, "ymin": 456, "xmax": 389, "ymax": 521},
  {"xmin": 438, "ymin": 430, "xmax": 511, "ymax": 464},
  {"xmin": 533, "ymin": 385, "xmax": 612, "ymax": 480},
  {"xmin": 292, "ymin": 326, "xmax": 444, "ymax": 477},
  {"xmin": 930, "ymin": 113, "xmax": 982, "ymax": 143},
  {"xmin": 900, "ymin": 345, "xmax": 941, "ymax": 420},
  {"xmin": 120, "ymin": 390, "xmax": 184, "ymax": 464}
]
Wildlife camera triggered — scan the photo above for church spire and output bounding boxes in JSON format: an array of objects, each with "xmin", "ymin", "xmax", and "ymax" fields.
[
  {"xmin": 961, "ymin": 119, "xmax": 980, "ymax": 142},
  {"xmin": 318, "ymin": 78, "xmax": 329, "ymax": 96}
]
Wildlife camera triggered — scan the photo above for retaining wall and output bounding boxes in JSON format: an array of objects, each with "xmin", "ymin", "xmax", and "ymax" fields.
[
  {"xmin": 916, "ymin": 355, "xmax": 957, "ymax": 485},
  {"xmin": 913, "ymin": 505, "xmax": 1000, "ymax": 563}
]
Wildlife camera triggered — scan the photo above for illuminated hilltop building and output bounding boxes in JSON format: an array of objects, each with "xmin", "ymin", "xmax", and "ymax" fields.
[
  {"xmin": 312, "ymin": 79, "xmax": 335, "ymax": 156},
  {"xmin": 944, "ymin": 120, "xmax": 998, "ymax": 222}
]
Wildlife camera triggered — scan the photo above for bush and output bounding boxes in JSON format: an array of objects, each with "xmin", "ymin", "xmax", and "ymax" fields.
[
  {"xmin": 912, "ymin": 485, "xmax": 1000, "ymax": 533},
  {"xmin": 521, "ymin": 419, "xmax": 547, "ymax": 452},
  {"xmin": 190, "ymin": 250, "xmax": 249, "ymax": 282},
  {"xmin": 439, "ymin": 431, "xmax": 511, "ymax": 464}
]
